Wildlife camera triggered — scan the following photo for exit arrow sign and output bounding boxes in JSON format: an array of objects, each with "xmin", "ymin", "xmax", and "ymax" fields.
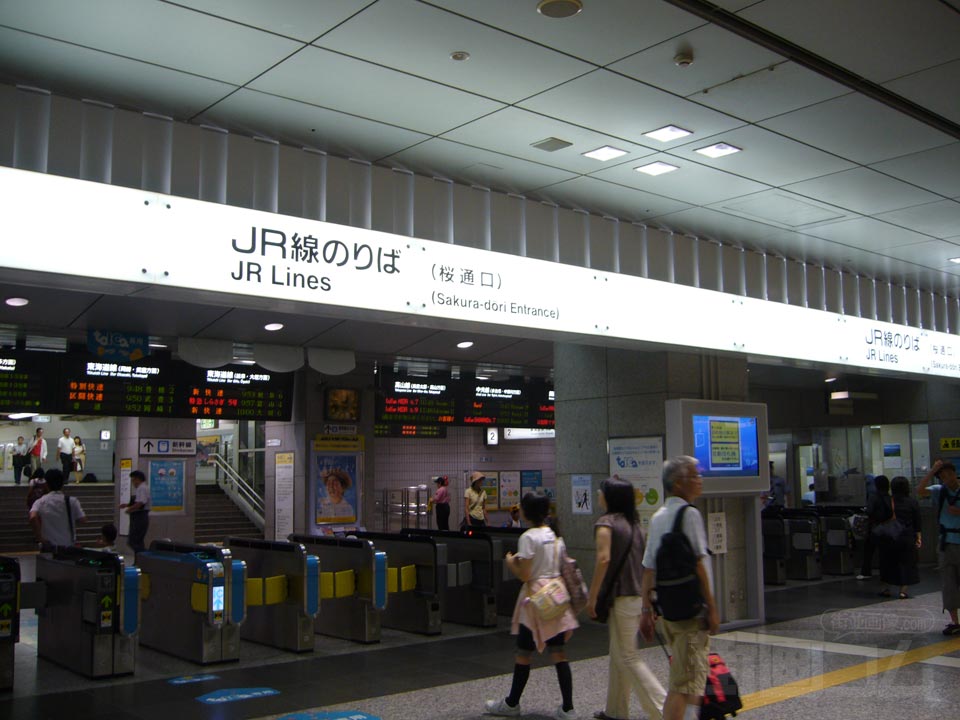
[
  {"xmin": 0, "ymin": 603, "xmax": 11, "ymax": 617},
  {"xmin": 100, "ymin": 595, "xmax": 113, "ymax": 608}
]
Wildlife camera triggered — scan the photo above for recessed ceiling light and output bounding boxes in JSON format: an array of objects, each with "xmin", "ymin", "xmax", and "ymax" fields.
[
  {"xmin": 148, "ymin": 343, "xmax": 167, "ymax": 349},
  {"xmin": 264, "ymin": 323, "xmax": 284, "ymax": 332},
  {"xmin": 949, "ymin": 257, "xmax": 960, "ymax": 264},
  {"xmin": 644, "ymin": 125, "xmax": 692, "ymax": 143},
  {"xmin": 476, "ymin": 375, "xmax": 490, "ymax": 381},
  {"xmin": 8, "ymin": 412, "xmax": 38, "ymax": 420},
  {"xmin": 695, "ymin": 142, "xmax": 742, "ymax": 158},
  {"xmin": 450, "ymin": 50, "xmax": 470, "ymax": 62},
  {"xmin": 537, "ymin": 0, "xmax": 583, "ymax": 19},
  {"xmin": 582, "ymin": 145, "xmax": 628, "ymax": 161},
  {"xmin": 457, "ymin": 341, "xmax": 474, "ymax": 349},
  {"xmin": 4, "ymin": 297, "xmax": 29, "ymax": 307},
  {"xmin": 825, "ymin": 377, "xmax": 838, "ymax": 383},
  {"xmin": 635, "ymin": 161, "xmax": 679, "ymax": 176},
  {"xmin": 235, "ymin": 360, "xmax": 256, "ymax": 365}
]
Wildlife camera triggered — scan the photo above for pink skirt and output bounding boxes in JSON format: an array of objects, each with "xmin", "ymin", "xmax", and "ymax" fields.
[{"xmin": 511, "ymin": 577, "xmax": 579, "ymax": 653}]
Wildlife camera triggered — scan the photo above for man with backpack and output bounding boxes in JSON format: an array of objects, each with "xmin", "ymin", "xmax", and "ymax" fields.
[
  {"xmin": 919, "ymin": 459, "xmax": 960, "ymax": 635},
  {"xmin": 28, "ymin": 469, "xmax": 86, "ymax": 550},
  {"xmin": 640, "ymin": 456, "xmax": 719, "ymax": 720}
]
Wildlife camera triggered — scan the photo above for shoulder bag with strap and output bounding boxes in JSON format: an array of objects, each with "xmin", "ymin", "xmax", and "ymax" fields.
[
  {"xmin": 527, "ymin": 536, "xmax": 571, "ymax": 621},
  {"xmin": 937, "ymin": 486, "xmax": 960, "ymax": 550},
  {"xmin": 870, "ymin": 497, "xmax": 904, "ymax": 542},
  {"xmin": 595, "ymin": 524, "xmax": 636, "ymax": 624}
]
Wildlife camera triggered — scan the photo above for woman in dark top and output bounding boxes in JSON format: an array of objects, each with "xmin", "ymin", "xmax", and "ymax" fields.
[
  {"xmin": 586, "ymin": 477, "xmax": 665, "ymax": 720},
  {"xmin": 858, "ymin": 475, "xmax": 893, "ymax": 580},
  {"xmin": 878, "ymin": 476, "xmax": 922, "ymax": 598}
]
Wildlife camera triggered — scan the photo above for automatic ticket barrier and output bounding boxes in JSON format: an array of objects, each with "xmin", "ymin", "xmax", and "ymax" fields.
[
  {"xmin": 0, "ymin": 557, "xmax": 21, "ymax": 690},
  {"xmin": 816, "ymin": 507, "xmax": 856, "ymax": 576},
  {"xmin": 289, "ymin": 534, "xmax": 387, "ymax": 644},
  {"xmin": 782, "ymin": 510, "xmax": 823, "ymax": 580},
  {"xmin": 137, "ymin": 541, "xmax": 246, "ymax": 664},
  {"xmin": 35, "ymin": 548, "xmax": 141, "ymax": 678},
  {"xmin": 225, "ymin": 537, "xmax": 320, "ymax": 652},
  {"xmin": 761, "ymin": 514, "xmax": 789, "ymax": 585},
  {"xmin": 477, "ymin": 527, "xmax": 524, "ymax": 616},
  {"xmin": 402, "ymin": 529, "xmax": 502, "ymax": 627},
  {"xmin": 354, "ymin": 531, "xmax": 445, "ymax": 635}
]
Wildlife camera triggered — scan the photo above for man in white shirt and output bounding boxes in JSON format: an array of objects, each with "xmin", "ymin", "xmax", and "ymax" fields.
[
  {"xmin": 29, "ymin": 469, "xmax": 86, "ymax": 549},
  {"xmin": 120, "ymin": 469, "xmax": 151, "ymax": 554},
  {"xmin": 12, "ymin": 435, "xmax": 29, "ymax": 485},
  {"xmin": 28, "ymin": 427, "xmax": 47, "ymax": 472},
  {"xmin": 640, "ymin": 456, "xmax": 718, "ymax": 720},
  {"xmin": 57, "ymin": 427, "xmax": 74, "ymax": 477}
]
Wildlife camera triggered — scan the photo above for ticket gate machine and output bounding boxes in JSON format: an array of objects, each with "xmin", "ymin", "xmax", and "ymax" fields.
[
  {"xmin": 35, "ymin": 548, "xmax": 141, "ymax": 678},
  {"xmin": 137, "ymin": 541, "xmax": 246, "ymax": 664},
  {"xmin": 477, "ymin": 527, "xmax": 524, "ymax": 616},
  {"xmin": 225, "ymin": 537, "xmax": 320, "ymax": 652},
  {"xmin": 289, "ymin": 534, "xmax": 387, "ymax": 643},
  {"xmin": 0, "ymin": 557, "xmax": 21, "ymax": 690},
  {"xmin": 402, "ymin": 529, "xmax": 502, "ymax": 627},
  {"xmin": 353, "ymin": 531, "xmax": 446, "ymax": 635},
  {"xmin": 817, "ymin": 508, "xmax": 856, "ymax": 575}
]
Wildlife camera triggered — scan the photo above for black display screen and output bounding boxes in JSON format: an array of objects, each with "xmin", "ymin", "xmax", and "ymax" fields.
[
  {"xmin": 373, "ymin": 423, "xmax": 448, "ymax": 438},
  {"xmin": 0, "ymin": 352, "xmax": 55, "ymax": 414}
]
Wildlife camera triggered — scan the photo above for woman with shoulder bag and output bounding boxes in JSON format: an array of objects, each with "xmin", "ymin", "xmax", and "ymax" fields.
[
  {"xmin": 484, "ymin": 493, "xmax": 578, "ymax": 719},
  {"xmin": 878, "ymin": 476, "xmax": 922, "ymax": 599},
  {"xmin": 587, "ymin": 476, "xmax": 666, "ymax": 720}
]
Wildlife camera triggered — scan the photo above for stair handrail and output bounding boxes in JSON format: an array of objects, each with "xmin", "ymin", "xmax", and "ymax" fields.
[{"xmin": 207, "ymin": 452, "xmax": 265, "ymax": 531}]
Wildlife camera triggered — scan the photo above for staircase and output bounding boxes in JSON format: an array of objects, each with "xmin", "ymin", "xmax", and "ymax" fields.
[
  {"xmin": 0, "ymin": 484, "xmax": 117, "ymax": 553},
  {"xmin": 195, "ymin": 484, "xmax": 263, "ymax": 543}
]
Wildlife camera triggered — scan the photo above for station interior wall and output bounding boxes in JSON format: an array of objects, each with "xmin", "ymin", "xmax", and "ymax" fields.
[{"xmin": 1, "ymin": 416, "xmax": 116, "ymax": 482}]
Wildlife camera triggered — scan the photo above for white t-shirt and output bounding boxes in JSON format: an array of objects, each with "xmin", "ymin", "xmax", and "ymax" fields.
[
  {"xmin": 132, "ymin": 482, "xmax": 151, "ymax": 511},
  {"xmin": 57, "ymin": 436, "xmax": 74, "ymax": 455},
  {"xmin": 30, "ymin": 491, "xmax": 85, "ymax": 546},
  {"xmin": 515, "ymin": 526, "xmax": 565, "ymax": 580},
  {"xmin": 642, "ymin": 496, "xmax": 713, "ymax": 591}
]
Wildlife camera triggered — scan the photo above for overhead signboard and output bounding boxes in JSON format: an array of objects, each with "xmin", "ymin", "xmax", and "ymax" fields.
[
  {"xmin": 1, "ymin": 165, "xmax": 959, "ymax": 380},
  {"xmin": 139, "ymin": 438, "xmax": 197, "ymax": 456}
]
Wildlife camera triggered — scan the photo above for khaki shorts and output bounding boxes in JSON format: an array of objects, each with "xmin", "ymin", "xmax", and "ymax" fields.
[{"xmin": 659, "ymin": 616, "xmax": 710, "ymax": 695}]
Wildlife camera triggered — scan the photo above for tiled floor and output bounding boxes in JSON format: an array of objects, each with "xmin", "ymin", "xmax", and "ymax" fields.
[{"xmin": 2, "ymin": 565, "xmax": 958, "ymax": 720}]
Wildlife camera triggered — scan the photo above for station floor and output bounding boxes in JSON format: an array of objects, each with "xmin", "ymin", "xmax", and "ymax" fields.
[{"xmin": 3, "ymin": 557, "xmax": 959, "ymax": 720}]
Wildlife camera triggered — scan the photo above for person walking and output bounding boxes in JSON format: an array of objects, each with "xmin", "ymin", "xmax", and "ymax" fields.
[
  {"xmin": 71, "ymin": 436, "xmax": 87, "ymax": 484},
  {"xmin": 640, "ymin": 456, "xmax": 718, "ymax": 720},
  {"xmin": 11, "ymin": 435, "xmax": 29, "ymax": 485},
  {"xmin": 57, "ymin": 427, "xmax": 74, "ymax": 476},
  {"xmin": 484, "ymin": 493, "xmax": 578, "ymax": 719},
  {"xmin": 29, "ymin": 469, "xmax": 85, "ymax": 550},
  {"xmin": 587, "ymin": 476, "xmax": 666, "ymax": 720},
  {"xmin": 465, "ymin": 471, "xmax": 488, "ymax": 528},
  {"xmin": 28, "ymin": 427, "xmax": 47, "ymax": 473},
  {"xmin": 877, "ymin": 476, "xmax": 921, "ymax": 599},
  {"xmin": 429, "ymin": 475, "xmax": 451, "ymax": 530},
  {"xmin": 120, "ymin": 469, "xmax": 151, "ymax": 554},
  {"xmin": 919, "ymin": 460, "xmax": 960, "ymax": 635},
  {"xmin": 857, "ymin": 475, "xmax": 893, "ymax": 580}
]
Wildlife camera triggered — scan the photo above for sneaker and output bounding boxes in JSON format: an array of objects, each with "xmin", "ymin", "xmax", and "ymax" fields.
[
  {"xmin": 855, "ymin": 574, "xmax": 871, "ymax": 580},
  {"xmin": 943, "ymin": 624, "xmax": 960, "ymax": 636},
  {"xmin": 557, "ymin": 706, "xmax": 577, "ymax": 720},
  {"xmin": 485, "ymin": 698, "xmax": 521, "ymax": 717}
]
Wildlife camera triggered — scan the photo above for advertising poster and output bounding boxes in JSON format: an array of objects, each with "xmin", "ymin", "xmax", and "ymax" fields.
[
  {"xmin": 275, "ymin": 452, "xmax": 295, "ymax": 541},
  {"xmin": 119, "ymin": 458, "xmax": 132, "ymax": 535},
  {"xmin": 520, "ymin": 469, "xmax": 543, "ymax": 495},
  {"xmin": 883, "ymin": 443, "xmax": 902, "ymax": 469},
  {"xmin": 499, "ymin": 471, "xmax": 521, "ymax": 509},
  {"xmin": 481, "ymin": 472, "xmax": 500, "ymax": 510},
  {"xmin": 196, "ymin": 435, "xmax": 220, "ymax": 467},
  {"xmin": 315, "ymin": 453, "xmax": 359, "ymax": 525},
  {"xmin": 571, "ymin": 474, "xmax": 593, "ymax": 515},
  {"xmin": 609, "ymin": 436, "xmax": 664, "ymax": 510},
  {"xmin": 149, "ymin": 459, "xmax": 186, "ymax": 514}
]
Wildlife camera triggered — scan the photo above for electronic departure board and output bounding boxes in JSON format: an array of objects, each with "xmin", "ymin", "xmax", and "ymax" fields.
[
  {"xmin": 182, "ymin": 366, "xmax": 293, "ymax": 420},
  {"xmin": 0, "ymin": 352, "xmax": 56, "ymax": 414},
  {"xmin": 376, "ymin": 375, "xmax": 554, "ymax": 430},
  {"xmin": 60, "ymin": 355, "xmax": 178, "ymax": 416},
  {"xmin": 373, "ymin": 423, "xmax": 448, "ymax": 439}
]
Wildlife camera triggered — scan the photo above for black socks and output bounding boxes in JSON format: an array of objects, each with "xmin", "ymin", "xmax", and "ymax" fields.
[
  {"xmin": 506, "ymin": 663, "xmax": 531, "ymax": 706},
  {"xmin": 556, "ymin": 661, "xmax": 573, "ymax": 711}
]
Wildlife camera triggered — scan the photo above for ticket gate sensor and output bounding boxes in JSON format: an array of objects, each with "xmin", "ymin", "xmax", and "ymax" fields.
[
  {"xmin": 0, "ymin": 557, "xmax": 21, "ymax": 690},
  {"xmin": 138, "ymin": 541, "xmax": 246, "ymax": 664},
  {"xmin": 818, "ymin": 512, "xmax": 856, "ymax": 575},
  {"xmin": 290, "ymin": 534, "xmax": 387, "ymax": 643},
  {"xmin": 477, "ymin": 527, "xmax": 524, "ymax": 616},
  {"xmin": 783, "ymin": 512, "xmax": 822, "ymax": 580},
  {"xmin": 34, "ymin": 548, "xmax": 141, "ymax": 678},
  {"xmin": 226, "ymin": 537, "xmax": 320, "ymax": 652},
  {"xmin": 354, "ymin": 531, "xmax": 446, "ymax": 635},
  {"xmin": 402, "ymin": 529, "xmax": 502, "ymax": 627}
]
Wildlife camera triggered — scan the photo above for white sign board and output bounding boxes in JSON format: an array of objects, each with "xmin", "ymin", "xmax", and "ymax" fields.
[
  {"xmin": 274, "ymin": 452, "xmax": 295, "ymax": 541},
  {"xmin": 503, "ymin": 428, "xmax": 556, "ymax": 440},
  {"xmin": 139, "ymin": 438, "xmax": 196, "ymax": 456},
  {"xmin": 498, "ymin": 471, "xmax": 521, "ymax": 509},
  {"xmin": 118, "ymin": 459, "xmax": 132, "ymax": 536},
  {"xmin": 609, "ymin": 437, "xmax": 664, "ymax": 510},
  {"xmin": 3, "ymin": 166, "xmax": 958, "ymax": 380},
  {"xmin": 571, "ymin": 475, "xmax": 593, "ymax": 515},
  {"xmin": 708, "ymin": 512, "xmax": 727, "ymax": 555}
]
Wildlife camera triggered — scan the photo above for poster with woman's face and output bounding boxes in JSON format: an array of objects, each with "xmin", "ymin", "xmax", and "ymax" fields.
[{"xmin": 315, "ymin": 453, "xmax": 359, "ymax": 525}]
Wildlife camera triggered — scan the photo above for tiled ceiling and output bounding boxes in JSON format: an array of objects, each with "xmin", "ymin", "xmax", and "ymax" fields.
[{"xmin": 1, "ymin": 0, "xmax": 960, "ymax": 372}]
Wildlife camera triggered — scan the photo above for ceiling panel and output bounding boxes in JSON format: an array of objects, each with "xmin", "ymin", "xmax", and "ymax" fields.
[
  {"xmin": 738, "ymin": 0, "xmax": 960, "ymax": 83},
  {"xmin": 708, "ymin": 189, "xmax": 853, "ymax": 230},
  {"xmin": 478, "ymin": 338, "xmax": 554, "ymax": 368},
  {"xmin": 398, "ymin": 326, "xmax": 532, "ymax": 361},
  {"xmin": 760, "ymin": 93, "xmax": 955, "ymax": 165},
  {"xmin": 610, "ymin": 23, "xmax": 783, "ymax": 98},
  {"xmin": 536, "ymin": 176, "xmax": 691, "ymax": 222},
  {"xmin": 425, "ymin": 0, "xmax": 704, "ymax": 66},
  {"xmin": 667, "ymin": 125, "xmax": 856, "ymax": 186},
  {"xmin": 691, "ymin": 60, "xmax": 850, "ymax": 122},
  {"xmin": 307, "ymin": 320, "xmax": 440, "ymax": 355},
  {"xmin": 385, "ymin": 138, "xmax": 576, "ymax": 194},
  {"xmin": 173, "ymin": 0, "xmax": 374, "ymax": 43},
  {"xmin": 883, "ymin": 59, "xmax": 960, "ymax": 126},
  {"xmin": 73, "ymin": 296, "xmax": 233, "ymax": 337},
  {"xmin": 0, "ymin": 28, "xmax": 236, "ymax": 118},
  {"xmin": 870, "ymin": 143, "xmax": 960, "ymax": 198},
  {"xmin": 248, "ymin": 46, "xmax": 503, "ymax": 135},
  {"xmin": 591, "ymin": 154, "xmax": 769, "ymax": 206},
  {"xmin": 783, "ymin": 168, "xmax": 941, "ymax": 216},
  {"xmin": 804, "ymin": 217, "xmax": 935, "ymax": 253},
  {"xmin": 194, "ymin": 307, "xmax": 342, "ymax": 345},
  {"xmin": 197, "ymin": 89, "xmax": 429, "ymax": 160},
  {"xmin": 519, "ymin": 70, "xmax": 746, "ymax": 148},
  {"xmin": 880, "ymin": 239, "xmax": 960, "ymax": 269},
  {"xmin": 0, "ymin": 284, "xmax": 99, "ymax": 331},
  {"xmin": 441, "ymin": 107, "xmax": 655, "ymax": 175},
  {"xmin": 315, "ymin": 0, "xmax": 592, "ymax": 104},
  {"xmin": 0, "ymin": 0, "xmax": 303, "ymax": 85},
  {"xmin": 877, "ymin": 200, "xmax": 960, "ymax": 240}
]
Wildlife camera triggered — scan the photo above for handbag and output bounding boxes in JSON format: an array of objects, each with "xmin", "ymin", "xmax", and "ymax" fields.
[
  {"xmin": 595, "ymin": 526, "xmax": 636, "ymax": 624},
  {"xmin": 527, "ymin": 540, "xmax": 571, "ymax": 621},
  {"xmin": 871, "ymin": 498, "xmax": 904, "ymax": 542},
  {"xmin": 560, "ymin": 545, "xmax": 589, "ymax": 615}
]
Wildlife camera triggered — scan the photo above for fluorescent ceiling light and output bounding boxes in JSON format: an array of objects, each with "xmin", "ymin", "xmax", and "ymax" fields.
[
  {"xmin": 825, "ymin": 377, "xmax": 838, "ymax": 383},
  {"xmin": 235, "ymin": 359, "xmax": 256, "ymax": 365},
  {"xmin": 148, "ymin": 343, "xmax": 167, "ymax": 349},
  {"xmin": 830, "ymin": 390, "xmax": 850, "ymax": 400},
  {"xmin": 949, "ymin": 257, "xmax": 960, "ymax": 264},
  {"xmin": 456, "ymin": 341, "xmax": 474, "ymax": 349},
  {"xmin": 635, "ymin": 161, "xmax": 679, "ymax": 176},
  {"xmin": 582, "ymin": 145, "xmax": 627, "ymax": 161},
  {"xmin": 644, "ymin": 125, "xmax": 691, "ymax": 142},
  {"xmin": 4, "ymin": 297, "xmax": 28, "ymax": 307},
  {"xmin": 264, "ymin": 322, "xmax": 284, "ymax": 331},
  {"xmin": 476, "ymin": 375, "xmax": 490, "ymax": 380},
  {"xmin": 695, "ymin": 142, "xmax": 741, "ymax": 158},
  {"xmin": 8, "ymin": 412, "xmax": 38, "ymax": 420}
]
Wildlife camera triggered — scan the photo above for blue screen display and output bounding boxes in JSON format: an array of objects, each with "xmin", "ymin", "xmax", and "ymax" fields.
[
  {"xmin": 691, "ymin": 415, "xmax": 760, "ymax": 478},
  {"xmin": 212, "ymin": 585, "xmax": 225, "ymax": 613}
]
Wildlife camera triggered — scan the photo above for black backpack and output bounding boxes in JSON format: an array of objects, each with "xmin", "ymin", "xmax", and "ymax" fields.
[{"xmin": 655, "ymin": 504, "xmax": 704, "ymax": 621}]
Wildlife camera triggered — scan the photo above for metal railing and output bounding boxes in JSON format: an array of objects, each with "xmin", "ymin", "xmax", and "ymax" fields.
[{"xmin": 207, "ymin": 453, "xmax": 265, "ymax": 531}]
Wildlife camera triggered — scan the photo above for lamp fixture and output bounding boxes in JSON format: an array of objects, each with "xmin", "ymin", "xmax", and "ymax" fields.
[
  {"xmin": 264, "ymin": 323, "xmax": 284, "ymax": 331},
  {"xmin": 7, "ymin": 412, "xmax": 38, "ymax": 420},
  {"xmin": 537, "ymin": 0, "xmax": 583, "ymax": 19},
  {"xmin": 695, "ymin": 142, "xmax": 742, "ymax": 158},
  {"xmin": 582, "ymin": 145, "xmax": 628, "ymax": 161},
  {"xmin": 635, "ymin": 161, "xmax": 679, "ymax": 176},
  {"xmin": 450, "ymin": 50, "xmax": 470, "ymax": 62},
  {"xmin": 457, "ymin": 341, "xmax": 474, "ymax": 349},
  {"xmin": 644, "ymin": 125, "xmax": 692, "ymax": 142},
  {"xmin": 949, "ymin": 257, "xmax": 960, "ymax": 264},
  {"xmin": 4, "ymin": 297, "xmax": 28, "ymax": 307},
  {"xmin": 825, "ymin": 376, "xmax": 838, "ymax": 383}
]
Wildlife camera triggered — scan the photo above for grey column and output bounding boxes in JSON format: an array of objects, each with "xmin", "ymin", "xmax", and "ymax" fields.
[
  {"xmin": 392, "ymin": 168, "xmax": 414, "ymax": 237},
  {"xmin": 141, "ymin": 112, "xmax": 173, "ymax": 194},
  {"xmin": 79, "ymin": 99, "xmax": 114, "ymax": 183},
  {"xmin": 433, "ymin": 176, "xmax": 454, "ymax": 243},
  {"xmin": 473, "ymin": 185, "xmax": 492, "ymax": 251},
  {"xmin": 13, "ymin": 85, "xmax": 51, "ymax": 172},
  {"xmin": 303, "ymin": 149, "xmax": 328, "ymax": 221},
  {"xmin": 252, "ymin": 136, "xmax": 279, "ymax": 213},
  {"xmin": 199, "ymin": 125, "xmax": 228, "ymax": 204},
  {"xmin": 349, "ymin": 158, "xmax": 372, "ymax": 229}
]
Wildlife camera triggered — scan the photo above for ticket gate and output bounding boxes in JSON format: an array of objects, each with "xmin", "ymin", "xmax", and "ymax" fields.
[
  {"xmin": 137, "ymin": 541, "xmax": 246, "ymax": 664},
  {"xmin": 402, "ymin": 529, "xmax": 502, "ymax": 627},
  {"xmin": 0, "ymin": 557, "xmax": 21, "ymax": 690},
  {"xmin": 35, "ymin": 548, "xmax": 141, "ymax": 678},
  {"xmin": 289, "ymin": 534, "xmax": 387, "ymax": 644},
  {"xmin": 782, "ymin": 510, "xmax": 822, "ymax": 580},
  {"xmin": 477, "ymin": 527, "xmax": 524, "ymax": 616},
  {"xmin": 816, "ymin": 508, "xmax": 856, "ymax": 575},
  {"xmin": 354, "ymin": 531, "xmax": 446, "ymax": 635},
  {"xmin": 761, "ymin": 516, "xmax": 789, "ymax": 585},
  {"xmin": 225, "ymin": 537, "xmax": 320, "ymax": 652}
]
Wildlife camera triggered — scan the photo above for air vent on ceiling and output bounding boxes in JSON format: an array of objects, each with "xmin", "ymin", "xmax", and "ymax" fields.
[
  {"xmin": 531, "ymin": 137, "xmax": 573, "ymax": 152},
  {"xmin": 721, "ymin": 193, "xmax": 845, "ymax": 227}
]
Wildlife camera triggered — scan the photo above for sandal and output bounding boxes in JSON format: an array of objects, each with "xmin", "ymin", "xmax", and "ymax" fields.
[
  {"xmin": 899, "ymin": 592, "xmax": 910, "ymax": 599},
  {"xmin": 878, "ymin": 589, "xmax": 891, "ymax": 597},
  {"xmin": 594, "ymin": 712, "xmax": 626, "ymax": 720},
  {"xmin": 943, "ymin": 624, "xmax": 960, "ymax": 636}
]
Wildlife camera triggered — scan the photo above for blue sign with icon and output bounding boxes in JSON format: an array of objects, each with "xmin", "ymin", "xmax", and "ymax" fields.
[
  {"xmin": 168, "ymin": 674, "xmax": 218, "ymax": 685},
  {"xmin": 196, "ymin": 687, "xmax": 279, "ymax": 704}
]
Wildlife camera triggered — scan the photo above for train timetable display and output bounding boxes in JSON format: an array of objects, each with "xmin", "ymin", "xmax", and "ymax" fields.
[
  {"xmin": 378, "ymin": 379, "xmax": 457, "ymax": 424},
  {"xmin": 183, "ymin": 367, "xmax": 293, "ymax": 420},
  {"xmin": 0, "ymin": 353, "xmax": 52, "ymax": 414},
  {"xmin": 60, "ymin": 358, "xmax": 178, "ymax": 416}
]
